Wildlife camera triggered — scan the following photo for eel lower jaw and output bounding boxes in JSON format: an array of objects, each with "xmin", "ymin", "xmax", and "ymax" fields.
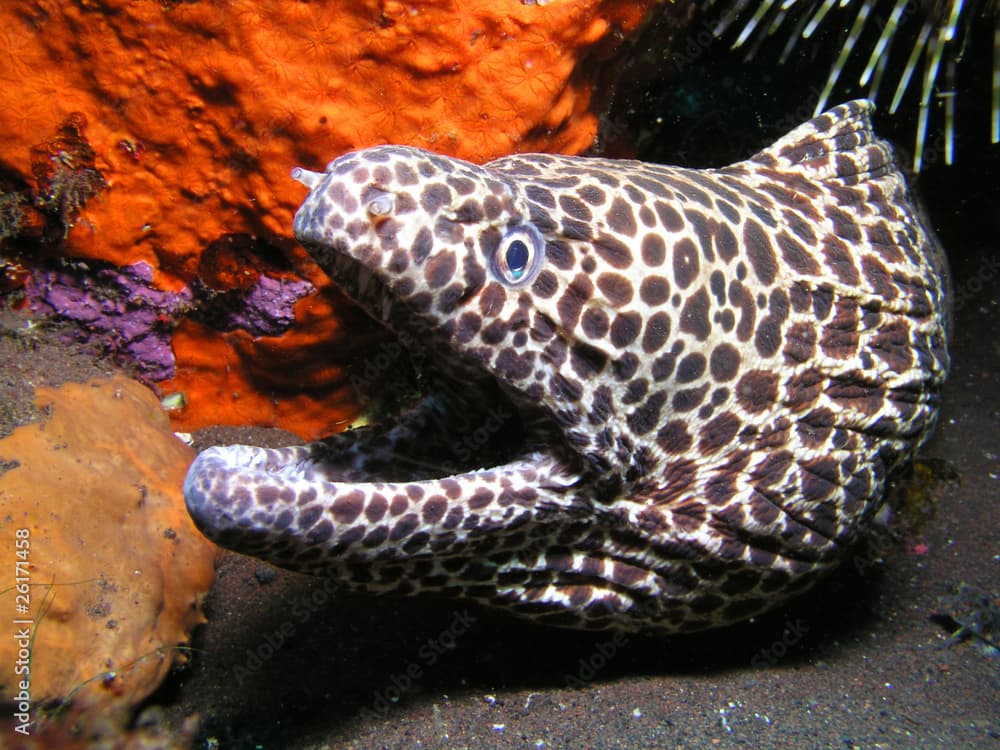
[
  {"xmin": 183, "ymin": 438, "xmax": 585, "ymax": 560},
  {"xmin": 183, "ymin": 384, "xmax": 588, "ymax": 557}
]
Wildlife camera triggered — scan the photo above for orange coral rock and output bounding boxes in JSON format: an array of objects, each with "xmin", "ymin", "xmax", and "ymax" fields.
[
  {"xmin": 0, "ymin": 375, "xmax": 216, "ymax": 709},
  {"xmin": 0, "ymin": 0, "xmax": 664, "ymax": 438}
]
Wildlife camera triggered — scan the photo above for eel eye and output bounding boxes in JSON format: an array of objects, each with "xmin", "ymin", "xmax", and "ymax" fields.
[{"xmin": 491, "ymin": 224, "xmax": 544, "ymax": 287}]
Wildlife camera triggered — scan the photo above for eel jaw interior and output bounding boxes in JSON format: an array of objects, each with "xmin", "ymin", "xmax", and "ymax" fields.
[{"xmin": 183, "ymin": 251, "xmax": 587, "ymax": 558}]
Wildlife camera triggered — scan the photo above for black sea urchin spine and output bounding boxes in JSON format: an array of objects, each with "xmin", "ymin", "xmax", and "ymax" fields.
[{"xmin": 707, "ymin": 0, "xmax": 999, "ymax": 170}]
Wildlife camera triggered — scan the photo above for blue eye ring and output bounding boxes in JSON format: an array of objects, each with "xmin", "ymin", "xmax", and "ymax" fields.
[{"xmin": 491, "ymin": 224, "xmax": 544, "ymax": 287}]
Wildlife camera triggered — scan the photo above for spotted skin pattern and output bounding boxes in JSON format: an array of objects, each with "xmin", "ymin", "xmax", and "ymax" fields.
[{"xmin": 185, "ymin": 101, "xmax": 950, "ymax": 632}]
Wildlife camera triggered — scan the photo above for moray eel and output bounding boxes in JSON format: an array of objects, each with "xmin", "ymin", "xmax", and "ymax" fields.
[{"xmin": 185, "ymin": 100, "xmax": 949, "ymax": 632}]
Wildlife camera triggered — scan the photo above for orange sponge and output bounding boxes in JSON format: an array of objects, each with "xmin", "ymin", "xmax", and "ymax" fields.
[
  {"xmin": 0, "ymin": 375, "xmax": 216, "ymax": 708},
  {"xmin": 0, "ymin": 0, "xmax": 662, "ymax": 439}
]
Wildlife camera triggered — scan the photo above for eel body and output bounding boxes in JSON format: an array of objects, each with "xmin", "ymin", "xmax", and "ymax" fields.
[{"xmin": 185, "ymin": 100, "xmax": 949, "ymax": 632}]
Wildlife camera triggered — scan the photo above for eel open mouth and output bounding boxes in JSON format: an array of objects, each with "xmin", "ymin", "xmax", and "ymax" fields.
[{"xmin": 183, "ymin": 250, "xmax": 586, "ymax": 568}]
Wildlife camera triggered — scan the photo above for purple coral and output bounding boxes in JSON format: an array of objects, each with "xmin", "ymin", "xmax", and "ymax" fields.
[
  {"xmin": 28, "ymin": 261, "xmax": 191, "ymax": 381},
  {"xmin": 25, "ymin": 259, "xmax": 314, "ymax": 381},
  {"xmin": 197, "ymin": 274, "xmax": 315, "ymax": 337}
]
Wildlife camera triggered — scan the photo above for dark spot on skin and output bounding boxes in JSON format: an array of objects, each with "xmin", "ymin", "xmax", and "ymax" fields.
[
  {"xmin": 593, "ymin": 234, "xmax": 633, "ymax": 269},
  {"xmin": 819, "ymin": 299, "xmax": 860, "ymax": 359},
  {"xmin": 716, "ymin": 200, "xmax": 740, "ymax": 224},
  {"xmin": 482, "ymin": 319, "xmax": 509, "ymax": 345},
  {"xmin": 412, "ymin": 226, "xmax": 433, "ymax": 263},
  {"xmin": 296, "ymin": 504, "xmax": 322, "ymax": 531},
  {"xmin": 438, "ymin": 506, "xmax": 463, "ymax": 531},
  {"xmin": 547, "ymin": 241, "xmax": 574, "ymax": 270},
  {"xmin": 607, "ymin": 197, "xmax": 637, "ymax": 236},
  {"xmin": 861, "ymin": 254, "xmax": 898, "ymax": 301},
  {"xmin": 532, "ymin": 269, "xmax": 559, "ymax": 298},
  {"xmin": 641, "ymin": 311, "xmax": 671, "ymax": 354},
  {"xmin": 453, "ymin": 199, "xmax": 483, "ymax": 222},
  {"xmin": 789, "ymin": 284, "xmax": 811, "ymax": 313},
  {"xmin": 559, "ymin": 194, "xmax": 592, "ymax": 221},
  {"xmin": 622, "ymin": 378, "xmax": 648, "ymax": 404},
  {"xmin": 736, "ymin": 370, "xmax": 779, "ymax": 413},
  {"xmin": 655, "ymin": 201, "xmax": 684, "ymax": 231},
  {"xmin": 631, "ymin": 175, "xmax": 671, "ymax": 198},
  {"xmin": 729, "ymin": 281, "xmax": 756, "ymax": 342},
  {"xmin": 699, "ymin": 412, "xmax": 740, "ymax": 455},
  {"xmin": 642, "ymin": 234, "xmax": 666, "ymax": 266},
  {"xmin": 657, "ymin": 420, "xmax": 692, "ymax": 453},
  {"xmin": 744, "ymin": 219, "xmax": 777, "ymax": 285},
  {"xmin": 410, "ymin": 292, "xmax": 433, "ymax": 312},
  {"xmin": 578, "ymin": 185, "xmax": 606, "ymax": 205},
  {"xmin": 784, "ymin": 210, "xmax": 817, "ymax": 245},
  {"xmin": 828, "ymin": 205, "xmax": 862, "ymax": 242},
  {"xmin": 748, "ymin": 202, "xmax": 777, "ymax": 229},
  {"xmin": 597, "ymin": 273, "xmax": 634, "ymax": 307},
  {"xmin": 424, "ymin": 251, "xmax": 457, "ymax": 289},
  {"xmin": 421, "ymin": 184, "xmax": 451, "ymax": 213},
  {"xmin": 422, "ymin": 496, "xmax": 448, "ymax": 525},
  {"xmin": 448, "ymin": 176, "xmax": 476, "ymax": 194},
  {"xmin": 391, "ymin": 495, "xmax": 410, "ymax": 515},
  {"xmin": 479, "ymin": 282, "xmax": 506, "ymax": 317},
  {"xmin": 483, "ymin": 195, "xmax": 502, "ymax": 220},
  {"xmin": 679, "ymin": 288, "xmax": 711, "ymax": 341},
  {"xmin": 395, "ymin": 162, "xmax": 418, "ymax": 185},
  {"xmin": 709, "ymin": 343, "xmax": 740, "ymax": 381},
  {"xmin": 627, "ymin": 392, "xmax": 666, "ymax": 435},
  {"xmin": 754, "ymin": 315, "xmax": 781, "ymax": 359},
  {"xmin": 577, "ymin": 293, "xmax": 611, "ymax": 334},
  {"xmin": 332, "ymin": 490, "xmax": 365, "ymax": 524},
  {"xmin": 557, "ymin": 274, "xmax": 592, "ymax": 329},
  {"xmin": 684, "ymin": 210, "xmax": 715, "ymax": 262},
  {"xmin": 672, "ymin": 238, "xmax": 700, "ymax": 289},
  {"xmin": 822, "ymin": 234, "xmax": 862, "ymax": 285},
  {"xmin": 307, "ymin": 520, "xmax": 334, "ymax": 544},
  {"xmin": 457, "ymin": 312, "xmax": 482, "ymax": 343},
  {"xmin": 526, "ymin": 184, "xmax": 556, "ymax": 208},
  {"xmin": 715, "ymin": 223, "xmax": 738, "ymax": 262},
  {"xmin": 498, "ymin": 348, "xmax": 537, "ymax": 380},
  {"xmin": 586, "ymin": 385, "xmax": 614, "ymax": 423},
  {"xmin": 256, "ymin": 485, "xmax": 279, "ymax": 506},
  {"xmin": 812, "ymin": 286, "xmax": 833, "ymax": 320},
  {"xmin": 612, "ymin": 352, "xmax": 640, "ymax": 380},
  {"xmin": 365, "ymin": 494, "xmax": 388, "ymax": 523},
  {"xmin": 672, "ymin": 384, "xmax": 708, "ymax": 412},
  {"xmin": 552, "ymin": 373, "xmax": 584, "ymax": 402},
  {"xmin": 639, "ymin": 277, "xmax": 670, "ymax": 306},
  {"xmin": 709, "ymin": 271, "xmax": 725, "ymax": 306},
  {"xmin": 651, "ymin": 348, "xmax": 677, "ymax": 381},
  {"xmin": 389, "ymin": 513, "xmax": 420, "ymax": 541},
  {"xmin": 675, "ymin": 352, "xmax": 706, "ymax": 383},
  {"xmin": 777, "ymin": 231, "xmax": 819, "ymax": 275},
  {"xmin": 610, "ymin": 312, "xmax": 642, "ymax": 348}
]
